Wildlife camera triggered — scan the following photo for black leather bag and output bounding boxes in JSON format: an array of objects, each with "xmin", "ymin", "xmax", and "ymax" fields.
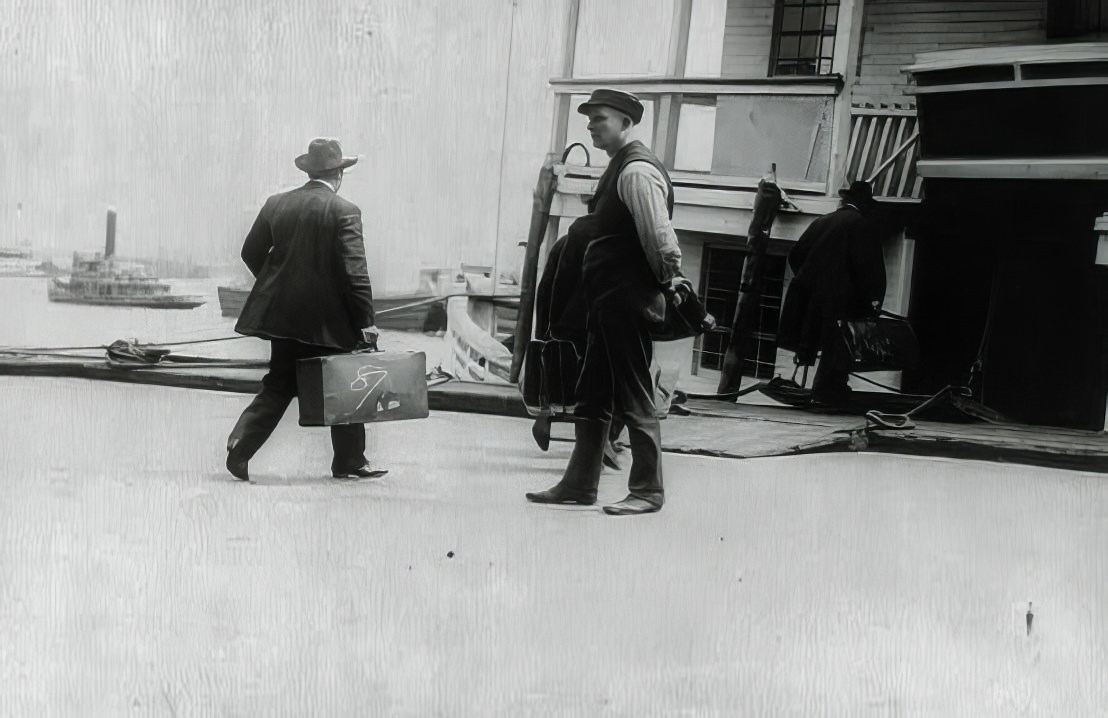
[
  {"xmin": 648, "ymin": 282, "xmax": 716, "ymax": 342},
  {"xmin": 519, "ymin": 339, "xmax": 580, "ymax": 417},
  {"xmin": 836, "ymin": 312, "xmax": 920, "ymax": 372}
]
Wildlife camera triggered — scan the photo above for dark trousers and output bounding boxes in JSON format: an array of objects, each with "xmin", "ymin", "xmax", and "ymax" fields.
[
  {"xmin": 812, "ymin": 318, "xmax": 851, "ymax": 396},
  {"xmin": 558, "ymin": 302, "xmax": 663, "ymax": 506},
  {"xmin": 228, "ymin": 338, "xmax": 367, "ymax": 474}
]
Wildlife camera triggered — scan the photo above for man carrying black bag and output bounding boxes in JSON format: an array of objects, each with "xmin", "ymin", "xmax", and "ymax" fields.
[
  {"xmin": 777, "ymin": 180, "xmax": 886, "ymax": 402},
  {"xmin": 225, "ymin": 138, "xmax": 387, "ymax": 482},
  {"xmin": 525, "ymin": 89, "xmax": 685, "ymax": 516},
  {"xmin": 530, "ymin": 233, "xmax": 624, "ymax": 470}
]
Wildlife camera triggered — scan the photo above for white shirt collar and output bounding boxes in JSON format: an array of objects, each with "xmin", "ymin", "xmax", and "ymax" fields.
[{"xmin": 310, "ymin": 178, "xmax": 337, "ymax": 192}]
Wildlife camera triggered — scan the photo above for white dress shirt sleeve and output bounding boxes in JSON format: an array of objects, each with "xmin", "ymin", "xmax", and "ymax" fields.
[{"xmin": 617, "ymin": 161, "xmax": 683, "ymax": 283}]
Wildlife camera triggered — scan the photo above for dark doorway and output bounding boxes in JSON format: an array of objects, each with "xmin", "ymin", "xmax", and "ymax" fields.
[
  {"xmin": 695, "ymin": 245, "xmax": 788, "ymax": 379},
  {"xmin": 904, "ymin": 180, "xmax": 1108, "ymax": 429}
]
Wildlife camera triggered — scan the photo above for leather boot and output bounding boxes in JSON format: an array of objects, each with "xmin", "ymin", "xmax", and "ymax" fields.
[{"xmin": 526, "ymin": 417, "xmax": 607, "ymax": 504}]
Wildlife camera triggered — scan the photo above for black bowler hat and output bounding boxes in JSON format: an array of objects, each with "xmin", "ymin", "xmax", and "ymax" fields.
[
  {"xmin": 294, "ymin": 138, "xmax": 358, "ymax": 173},
  {"xmin": 577, "ymin": 88, "xmax": 644, "ymax": 125},
  {"xmin": 839, "ymin": 180, "xmax": 874, "ymax": 204}
]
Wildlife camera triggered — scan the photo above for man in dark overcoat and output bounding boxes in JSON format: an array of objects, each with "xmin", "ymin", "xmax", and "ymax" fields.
[
  {"xmin": 777, "ymin": 180, "xmax": 886, "ymax": 400},
  {"xmin": 525, "ymin": 88, "xmax": 685, "ymax": 516},
  {"xmin": 531, "ymin": 234, "xmax": 624, "ymax": 470},
  {"xmin": 225, "ymin": 138, "xmax": 385, "ymax": 481}
]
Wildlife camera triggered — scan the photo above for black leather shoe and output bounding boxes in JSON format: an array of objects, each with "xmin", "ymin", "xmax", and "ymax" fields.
[
  {"xmin": 525, "ymin": 485, "xmax": 596, "ymax": 506},
  {"xmin": 226, "ymin": 451, "xmax": 249, "ymax": 482},
  {"xmin": 602, "ymin": 496, "xmax": 661, "ymax": 516},
  {"xmin": 532, "ymin": 416, "xmax": 551, "ymax": 452},
  {"xmin": 332, "ymin": 465, "xmax": 389, "ymax": 479}
]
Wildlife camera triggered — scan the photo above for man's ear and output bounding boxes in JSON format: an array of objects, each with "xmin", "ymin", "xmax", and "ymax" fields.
[{"xmin": 623, "ymin": 116, "xmax": 633, "ymax": 131}]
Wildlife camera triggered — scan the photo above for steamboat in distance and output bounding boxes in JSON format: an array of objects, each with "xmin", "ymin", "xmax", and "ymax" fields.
[{"xmin": 48, "ymin": 208, "xmax": 205, "ymax": 310}]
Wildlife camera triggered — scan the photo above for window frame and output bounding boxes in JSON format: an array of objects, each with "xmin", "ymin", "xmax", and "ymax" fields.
[{"xmin": 768, "ymin": 0, "xmax": 841, "ymax": 78}]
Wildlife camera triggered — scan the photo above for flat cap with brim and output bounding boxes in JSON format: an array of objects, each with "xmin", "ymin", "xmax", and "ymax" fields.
[
  {"xmin": 577, "ymin": 88, "xmax": 644, "ymax": 125},
  {"xmin": 295, "ymin": 138, "xmax": 358, "ymax": 173}
]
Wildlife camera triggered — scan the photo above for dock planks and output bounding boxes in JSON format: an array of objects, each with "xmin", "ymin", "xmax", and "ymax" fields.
[{"xmin": 3, "ymin": 356, "xmax": 1106, "ymax": 473}]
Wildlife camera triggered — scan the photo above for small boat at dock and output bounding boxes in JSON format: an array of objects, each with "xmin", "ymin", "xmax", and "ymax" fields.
[
  {"xmin": 217, "ymin": 267, "xmax": 470, "ymax": 332},
  {"xmin": 217, "ymin": 284, "xmax": 444, "ymax": 331}
]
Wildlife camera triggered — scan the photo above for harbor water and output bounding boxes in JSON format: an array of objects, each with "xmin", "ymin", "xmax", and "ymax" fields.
[{"xmin": 0, "ymin": 275, "xmax": 450, "ymax": 369}]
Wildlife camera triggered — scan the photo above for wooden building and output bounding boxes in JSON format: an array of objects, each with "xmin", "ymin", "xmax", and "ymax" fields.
[
  {"xmin": 904, "ymin": 42, "xmax": 1108, "ymax": 430},
  {"xmin": 532, "ymin": 0, "xmax": 1108, "ymax": 427}
]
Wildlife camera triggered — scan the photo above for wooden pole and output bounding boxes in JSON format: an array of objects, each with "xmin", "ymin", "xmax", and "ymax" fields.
[
  {"xmin": 509, "ymin": 154, "xmax": 559, "ymax": 383},
  {"xmin": 717, "ymin": 167, "xmax": 782, "ymax": 393}
]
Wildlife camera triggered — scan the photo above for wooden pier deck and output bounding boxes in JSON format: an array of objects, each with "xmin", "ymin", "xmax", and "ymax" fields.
[
  {"xmin": 4, "ymin": 377, "xmax": 1106, "ymax": 715},
  {"xmin": 2, "ymin": 356, "xmax": 1106, "ymax": 473}
]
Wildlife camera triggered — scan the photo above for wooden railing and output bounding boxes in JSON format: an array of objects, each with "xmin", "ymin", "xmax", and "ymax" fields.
[
  {"xmin": 548, "ymin": 76, "xmax": 846, "ymax": 184},
  {"xmin": 845, "ymin": 105, "xmax": 923, "ymax": 200},
  {"xmin": 445, "ymin": 297, "xmax": 513, "ymax": 384}
]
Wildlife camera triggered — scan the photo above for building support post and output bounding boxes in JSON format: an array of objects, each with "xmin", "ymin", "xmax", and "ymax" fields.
[
  {"xmin": 825, "ymin": 0, "xmax": 866, "ymax": 191},
  {"xmin": 717, "ymin": 173, "xmax": 783, "ymax": 393}
]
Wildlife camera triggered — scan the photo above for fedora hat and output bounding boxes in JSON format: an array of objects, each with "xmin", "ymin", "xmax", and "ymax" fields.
[
  {"xmin": 838, "ymin": 180, "xmax": 874, "ymax": 204},
  {"xmin": 577, "ymin": 88, "xmax": 644, "ymax": 125},
  {"xmin": 294, "ymin": 138, "xmax": 358, "ymax": 173}
]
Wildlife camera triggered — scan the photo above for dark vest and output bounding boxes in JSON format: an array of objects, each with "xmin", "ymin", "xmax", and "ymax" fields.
[
  {"xmin": 540, "ymin": 141, "xmax": 675, "ymax": 343},
  {"xmin": 573, "ymin": 141, "xmax": 675, "ymax": 310},
  {"xmin": 569, "ymin": 140, "xmax": 674, "ymax": 244}
]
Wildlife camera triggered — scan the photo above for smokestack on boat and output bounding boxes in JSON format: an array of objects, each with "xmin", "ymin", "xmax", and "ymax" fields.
[{"xmin": 105, "ymin": 207, "xmax": 116, "ymax": 258}]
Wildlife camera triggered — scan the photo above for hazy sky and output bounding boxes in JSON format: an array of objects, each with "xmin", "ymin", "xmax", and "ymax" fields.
[{"xmin": 1, "ymin": 0, "xmax": 566, "ymax": 292}]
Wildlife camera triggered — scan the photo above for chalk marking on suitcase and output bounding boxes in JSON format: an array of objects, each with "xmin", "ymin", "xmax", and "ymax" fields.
[{"xmin": 350, "ymin": 364, "xmax": 390, "ymax": 412}]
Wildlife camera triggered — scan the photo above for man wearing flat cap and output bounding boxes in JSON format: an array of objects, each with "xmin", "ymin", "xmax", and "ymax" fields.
[
  {"xmin": 226, "ymin": 138, "xmax": 386, "ymax": 482},
  {"xmin": 778, "ymin": 180, "xmax": 886, "ymax": 401},
  {"xmin": 526, "ymin": 88, "xmax": 686, "ymax": 516}
]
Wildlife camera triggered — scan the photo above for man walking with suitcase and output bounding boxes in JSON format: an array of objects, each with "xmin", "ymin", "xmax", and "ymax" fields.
[{"xmin": 225, "ymin": 138, "xmax": 386, "ymax": 482}]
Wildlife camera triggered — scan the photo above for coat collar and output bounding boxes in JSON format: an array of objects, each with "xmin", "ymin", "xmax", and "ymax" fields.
[{"xmin": 304, "ymin": 179, "xmax": 338, "ymax": 193}]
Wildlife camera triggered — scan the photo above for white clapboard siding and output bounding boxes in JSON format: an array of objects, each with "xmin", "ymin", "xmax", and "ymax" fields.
[
  {"xmin": 721, "ymin": 0, "xmax": 776, "ymax": 78},
  {"xmin": 854, "ymin": 0, "xmax": 1047, "ymax": 107}
]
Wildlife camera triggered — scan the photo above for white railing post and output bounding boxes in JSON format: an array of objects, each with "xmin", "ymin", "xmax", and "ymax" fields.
[
  {"xmin": 826, "ymin": 0, "xmax": 866, "ymax": 193},
  {"xmin": 550, "ymin": 0, "xmax": 581, "ymax": 154},
  {"xmin": 655, "ymin": 0, "xmax": 694, "ymax": 166}
]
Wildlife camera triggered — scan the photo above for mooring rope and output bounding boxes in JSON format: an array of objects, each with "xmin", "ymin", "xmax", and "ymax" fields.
[
  {"xmin": 2, "ymin": 291, "xmax": 518, "ymax": 356},
  {"xmin": 105, "ymin": 359, "xmax": 270, "ymax": 370},
  {"xmin": 848, "ymin": 372, "xmax": 905, "ymax": 394},
  {"xmin": 4, "ymin": 335, "xmax": 251, "ymax": 353},
  {"xmin": 0, "ymin": 348, "xmax": 111, "ymax": 360}
]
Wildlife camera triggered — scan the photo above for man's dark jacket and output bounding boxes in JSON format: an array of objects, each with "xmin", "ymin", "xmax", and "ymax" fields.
[
  {"xmin": 535, "ymin": 140, "xmax": 674, "ymax": 350},
  {"xmin": 777, "ymin": 204, "xmax": 885, "ymax": 360},
  {"xmin": 235, "ymin": 182, "xmax": 374, "ymax": 350}
]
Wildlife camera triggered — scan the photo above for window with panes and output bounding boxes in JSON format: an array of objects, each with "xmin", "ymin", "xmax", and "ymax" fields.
[{"xmin": 770, "ymin": 0, "xmax": 839, "ymax": 77}]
